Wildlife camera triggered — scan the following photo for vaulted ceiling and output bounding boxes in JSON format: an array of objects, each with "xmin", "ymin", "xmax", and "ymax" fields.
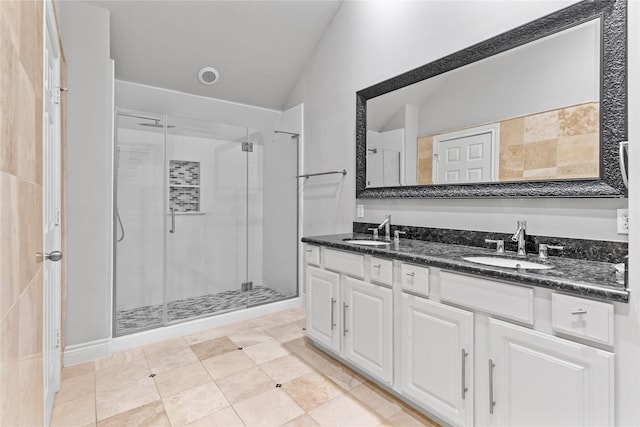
[{"xmin": 87, "ymin": 1, "xmax": 342, "ymax": 110}]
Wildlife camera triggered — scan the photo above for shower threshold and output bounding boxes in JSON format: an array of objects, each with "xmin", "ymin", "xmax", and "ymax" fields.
[{"xmin": 115, "ymin": 286, "xmax": 288, "ymax": 336}]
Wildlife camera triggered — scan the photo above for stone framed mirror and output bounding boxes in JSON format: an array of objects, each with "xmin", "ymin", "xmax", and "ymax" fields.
[{"xmin": 356, "ymin": 0, "xmax": 627, "ymax": 198}]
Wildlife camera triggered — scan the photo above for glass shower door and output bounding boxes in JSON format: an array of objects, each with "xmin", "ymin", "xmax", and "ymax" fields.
[
  {"xmin": 165, "ymin": 117, "xmax": 249, "ymax": 323},
  {"xmin": 114, "ymin": 111, "xmax": 167, "ymax": 335}
]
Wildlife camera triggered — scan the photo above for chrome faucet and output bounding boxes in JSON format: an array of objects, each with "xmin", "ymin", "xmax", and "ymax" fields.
[
  {"xmin": 378, "ymin": 215, "xmax": 391, "ymax": 241},
  {"xmin": 511, "ymin": 220, "xmax": 527, "ymax": 257}
]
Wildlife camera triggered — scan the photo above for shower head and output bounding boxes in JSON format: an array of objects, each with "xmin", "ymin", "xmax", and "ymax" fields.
[
  {"xmin": 274, "ymin": 130, "xmax": 299, "ymax": 137},
  {"xmin": 139, "ymin": 119, "xmax": 175, "ymax": 129}
]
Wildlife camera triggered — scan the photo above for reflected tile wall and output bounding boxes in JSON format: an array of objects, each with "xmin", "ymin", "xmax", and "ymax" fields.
[{"xmin": 0, "ymin": 1, "xmax": 45, "ymax": 426}]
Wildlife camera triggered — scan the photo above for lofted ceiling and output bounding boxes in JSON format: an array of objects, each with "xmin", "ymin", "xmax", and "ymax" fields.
[{"xmin": 86, "ymin": 1, "xmax": 342, "ymax": 110}]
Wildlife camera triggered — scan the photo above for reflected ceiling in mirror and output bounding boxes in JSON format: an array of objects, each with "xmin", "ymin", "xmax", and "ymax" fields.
[
  {"xmin": 367, "ymin": 20, "xmax": 600, "ymax": 188},
  {"xmin": 356, "ymin": 0, "xmax": 627, "ymax": 199}
]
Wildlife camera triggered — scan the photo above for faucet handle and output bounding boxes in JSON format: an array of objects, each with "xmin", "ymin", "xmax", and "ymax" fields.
[
  {"xmin": 485, "ymin": 239, "xmax": 505, "ymax": 254},
  {"xmin": 538, "ymin": 244, "xmax": 563, "ymax": 259},
  {"xmin": 394, "ymin": 230, "xmax": 406, "ymax": 243},
  {"xmin": 367, "ymin": 228, "xmax": 379, "ymax": 240}
]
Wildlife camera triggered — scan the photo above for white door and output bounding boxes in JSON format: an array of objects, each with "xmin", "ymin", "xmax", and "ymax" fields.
[
  {"xmin": 400, "ymin": 294, "xmax": 474, "ymax": 427},
  {"xmin": 433, "ymin": 124, "xmax": 498, "ymax": 184},
  {"xmin": 43, "ymin": 1, "xmax": 62, "ymax": 423},
  {"xmin": 343, "ymin": 276, "xmax": 393, "ymax": 384},
  {"xmin": 488, "ymin": 318, "xmax": 614, "ymax": 426},
  {"xmin": 306, "ymin": 266, "xmax": 341, "ymax": 353}
]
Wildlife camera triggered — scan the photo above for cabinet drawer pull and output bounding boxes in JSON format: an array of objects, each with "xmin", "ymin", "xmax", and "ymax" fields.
[
  {"xmin": 461, "ymin": 349, "xmax": 468, "ymax": 400},
  {"xmin": 373, "ymin": 264, "xmax": 382, "ymax": 268},
  {"xmin": 406, "ymin": 272, "xmax": 415, "ymax": 277},
  {"xmin": 489, "ymin": 359, "xmax": 496, "ymax": 414},
  {"xmin": 571, "ymin": 309, "xmax": 587, "ymax": 315},
  {"xmin": 330, "ymin": 298, "xmax": 336, "ymax": 330},
  {"xmin": 343, "ymin": 303, "xmax": 349, "ymax": 336},
  {"xmin": 306, "ymin": 249, "xmax": 312, "ymax": 253}
]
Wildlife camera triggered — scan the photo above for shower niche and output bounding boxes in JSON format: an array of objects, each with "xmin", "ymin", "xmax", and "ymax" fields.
[{"xmin": 113, "ymin": 110, "xmax": 299, "ymax": 336}]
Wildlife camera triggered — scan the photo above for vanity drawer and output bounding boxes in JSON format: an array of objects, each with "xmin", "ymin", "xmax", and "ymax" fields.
[
  {"xmin": 325, "ymin": 249, "xmax": 365, "ymax": 278},
  {"xmin": 552, "ymin": 293, "xmax": 614, "ymax": 346},
  {"xmin": 305, "ymin": 245, "xmax": 320, "ymax": 266},
  {"xmin": 440, "ymin": 271, "xmax": 534, "ymax": 325},
  {"xmin": 400, "ymin": 263, "xmax": 429, "ymax": 297},
  {"xmin": 370, "ymin": 257, "xmax": 393, "ymax": 286}
]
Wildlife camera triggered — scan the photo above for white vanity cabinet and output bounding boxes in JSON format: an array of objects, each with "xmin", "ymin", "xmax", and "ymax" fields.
[
  {"xmin": 344, "ymin": 276, "xmax": 393, "ymax": 384},
  {"xmin": 306, "ymin": 265, "xmax": 341, "ymax": 353},
  {"xmin": 488, "ymin": 318, "xmax": 614, "ymax": 427},
  {"xmin": 400, "ymin": 293, "xmax": 474, "ymax": 427}
]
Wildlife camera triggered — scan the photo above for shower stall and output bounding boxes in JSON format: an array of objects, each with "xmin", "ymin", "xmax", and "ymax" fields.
[{"xmin": 113, "ymin": 109, "xmax": 299, "ymax": 336}]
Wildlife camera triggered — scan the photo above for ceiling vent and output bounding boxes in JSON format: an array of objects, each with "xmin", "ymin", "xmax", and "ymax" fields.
[{"xmin": 198, "ymin": 67, "xmax": 220, "ymax": 85}]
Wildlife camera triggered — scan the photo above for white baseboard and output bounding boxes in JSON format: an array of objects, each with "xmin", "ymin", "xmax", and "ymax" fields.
[{"xmin": 63, "ymin": 337, "xmax": 111, "ymax": 366}]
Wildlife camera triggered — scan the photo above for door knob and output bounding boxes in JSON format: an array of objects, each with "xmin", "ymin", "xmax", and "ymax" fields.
[{"xmin": 45, "ymin": 251, "xmax": 63, "ymax": 262}]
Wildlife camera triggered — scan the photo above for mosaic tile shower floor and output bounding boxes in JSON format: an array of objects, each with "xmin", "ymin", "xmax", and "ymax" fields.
[{"xmin": 116, "ymin": 286, "xmax": 289, "ymax": 335}]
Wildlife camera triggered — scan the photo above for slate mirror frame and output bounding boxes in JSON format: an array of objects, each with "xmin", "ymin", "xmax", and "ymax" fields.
[{"xmin": 355, "ymin": 0, "xmax": 627, "ymax": 199}]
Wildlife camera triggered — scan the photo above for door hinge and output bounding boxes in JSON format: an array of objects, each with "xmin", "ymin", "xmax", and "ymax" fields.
[
  {"xmin": 55, "ymin": 330, "xmax": 61, "ymax": 349},
  {"xmin": 55, "ymin": 208, "xmax": 61, "ymax": 226},
  {"xmin": 242, "ymin": 142, "xmax": 253, "ymax": 152},
  {"xmin": 241, "ymin": 281, "xmax": 253, "ymax": 292},
  {"xmin": 53, "ymin": 86, "xmax": 67, "ymax": 105}
]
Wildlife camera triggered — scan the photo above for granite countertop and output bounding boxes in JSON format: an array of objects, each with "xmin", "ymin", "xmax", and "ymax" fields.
[{"xmin": 302, "ymin": 233, "xmax": 629, "ymax": 303}]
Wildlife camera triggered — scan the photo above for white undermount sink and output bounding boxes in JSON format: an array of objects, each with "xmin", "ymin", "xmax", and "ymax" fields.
[
  {"xmin": 343, "ymin": 239, "xmax": 391, "ymax": 246},
  {"xmin": 464, "ymin": 256, "xmax": 553, "ymax": 270}
]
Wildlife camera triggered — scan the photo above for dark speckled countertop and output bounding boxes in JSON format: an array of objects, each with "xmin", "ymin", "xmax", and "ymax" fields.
[{"xmin": 302, "ymin": 233, "xmax": 629, "ymax": 303}]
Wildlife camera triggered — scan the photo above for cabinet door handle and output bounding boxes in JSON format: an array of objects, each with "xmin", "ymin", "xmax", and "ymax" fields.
[
  {"xmin": 571, "ymin": 309, "xmax": 587, "ymax": 315},
  {"xmin": 306, "ymin": 249, "xmax": 312, "ymax": 253},
  {"xmin": 343, "ymin": 303, "xmax": 349, "ymax": 336},
  {"xmin": 461, "ymin": 349, "xmax": 468, "ymax": 400},
  {"xmin": 330, "ymin": 298, "xmax": 336, "ymax": 330},
  {"xmin": 405, "ymin": 272, "xmax": 415, "ymax": 277},
  {"xmin": 489, "ymin": 359, "xmax": 496, "ymax": 414},
  {"xmin": 373, "ymin": 264, "xmax": 381, "ymax": 269}
]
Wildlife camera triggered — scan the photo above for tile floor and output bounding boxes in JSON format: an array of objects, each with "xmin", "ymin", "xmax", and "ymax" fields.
[{"xmin": 51, "ymin": 307, "xmax": 439, "ymax": 427}]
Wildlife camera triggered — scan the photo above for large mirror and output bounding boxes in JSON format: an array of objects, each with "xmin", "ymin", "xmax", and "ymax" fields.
[{"xmin": 356, "ymin": 0, "xmax": 627, "ymax": 198}]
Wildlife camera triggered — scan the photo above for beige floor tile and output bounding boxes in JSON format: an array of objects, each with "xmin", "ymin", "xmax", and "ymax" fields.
[
  {"xmin": 349, "ymin": 382, "xmax": 403, "ymax": 420},
  {"xmin": 233, "ymin": 388, "xmax": 304, "ymax": 427},
  {"xmin": 190, "ymin": 336, "xmax": 238, "ymax": 360},
  {"xmin": 95, "ymin": 359, "xmax": 152, "ymax": 393},
  {"xmin": 308, "ymin": 393, "xmax": 383, "ymax": 427},
  {"xmin": 142, "ymin": 337, "xmax": 189, "ymax": 357},
  {"xmin": 153, "ymin": 362, "xmax": 212, "ymax": 397},
  {"xmin": 145, "ymin": 346, "xmax": 199, "ymax": 374},
  {"xmin": 96, "ymin": 377, "xmax": 160, "ymax": 421},
  {"xmin": 260, "ymin": 354, "xmax": 312, "ymax": 383},
  {"xmin": 96, "ymin": 400, "xmax": 170, "ymax": 427},
  {"xmin": 227, "ymin": 328, "xmax": 273, "ymax": 347},
  {"xmin": 281, "ymin": 414, "xmax": 321, "ymax": 427},
  {"xmin": 216, "ymin": 365, "xmax": 274, "ymax": 404},
  {"xmin": 263, "ymin": 321, "xmax": 305, "ymax": 340},
  {"xmin": 184, "ymin": 407, "xmax": 244, "ymax": 427},
  {"xmin": 282, "ymin": 372, "xmax": 344, "ymax": 412},
  {"xmin": 54, "ymin": 372, "xmax": 95, "ymax": 404},
  {"xmin": 290, "ymin": 343, "xmax": 364, "ymax": 391},
  {"xmin": 62, "ymin": 361, "xmax": 95, "ymax": 380},
  {"xmin": 183, "ymin": 327, "xmax": 226, "ymax": 346},
  {"xmin": 201, "ymin": 349, "xmax": 255, "ymax": 381},
  {"xmin": 382, "ymin": 409, "xmax": 440, "ymax": 427},
  {"xmin": 162, "ymin": 382, "xmax": 229, "ymax": 427},
  {"xmin": 95, "ymin": 347, "xmax": 145, "ymax": 371},
  {"xmin": 50, "ymin": 395, "xmax": 96, "ymax": 427},
  {"xmin": 242, "ymin": 339, "xmax": 289, "ymax": 365}
]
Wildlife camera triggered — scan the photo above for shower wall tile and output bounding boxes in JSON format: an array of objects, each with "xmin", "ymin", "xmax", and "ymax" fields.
[
  {"xmin": 169, "ymin": 187, "xmax": 200, "ymax": 213},
  {"xmin": 169, "ymin": 160, "xmax": 200, "ymax": 212},
  {"xmin": 169, "ymin": 160, "xmax": 200, "ymax": 186}
]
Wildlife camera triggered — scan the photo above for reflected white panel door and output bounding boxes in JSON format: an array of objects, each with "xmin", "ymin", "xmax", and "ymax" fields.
[
  {"xmin": 343, "ymin": 277, "xmax": 393, "ymax": 384},
  {"xmin": 43, "ymin": 1, "xmax": 62, "ymax": 422},
  {"xmin": 367, "ymin": 150, "xmax": 384, "ymax": 187},
  {"xmin": 401, "ymin": 294, "xmax": 474, "ymax": 427},
  {"xmin": 306, "ymin": 266, "xmax": 341, "ymax": 353},
  {"xmin": 382, "ymin": 150, "xmax": 401, "ymax": 186},
  {"xmin": 433, "ymin": 126, "xmax": 497, "ymax": 184},
  {"xmin": 488, "ymin": 318, "xmax": 614, "ymax": 426}
]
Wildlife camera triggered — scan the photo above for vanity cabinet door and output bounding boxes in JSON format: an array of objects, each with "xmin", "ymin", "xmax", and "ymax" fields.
[
  {"xmin": 488, "ymin": 318, "xmax": 614, "ymax": 427},
  {"xmin": 401, "ymin": 294, "xmax": 474, "ymax": 427},
  {"xmin": 343, "ymin": 276, "xmax": 393, "ymax": 384},
  {"xmin": 306, "ymin": 266, "xmax": 341, "ymax": 353}
]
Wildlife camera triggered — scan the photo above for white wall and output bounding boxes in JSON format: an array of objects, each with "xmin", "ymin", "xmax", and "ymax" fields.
[
  {"xmin": 57, "ymin": 1, "xmax": 114, "ymax": 346},
  {"xmin": 285, "ymin": 0, "xmax": 626, "ymax": 243}
]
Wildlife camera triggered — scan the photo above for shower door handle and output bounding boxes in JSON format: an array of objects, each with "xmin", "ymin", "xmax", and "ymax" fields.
[{"xmin": 170, "ymin": 207, "xmax": 176, "ymax": 234}]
